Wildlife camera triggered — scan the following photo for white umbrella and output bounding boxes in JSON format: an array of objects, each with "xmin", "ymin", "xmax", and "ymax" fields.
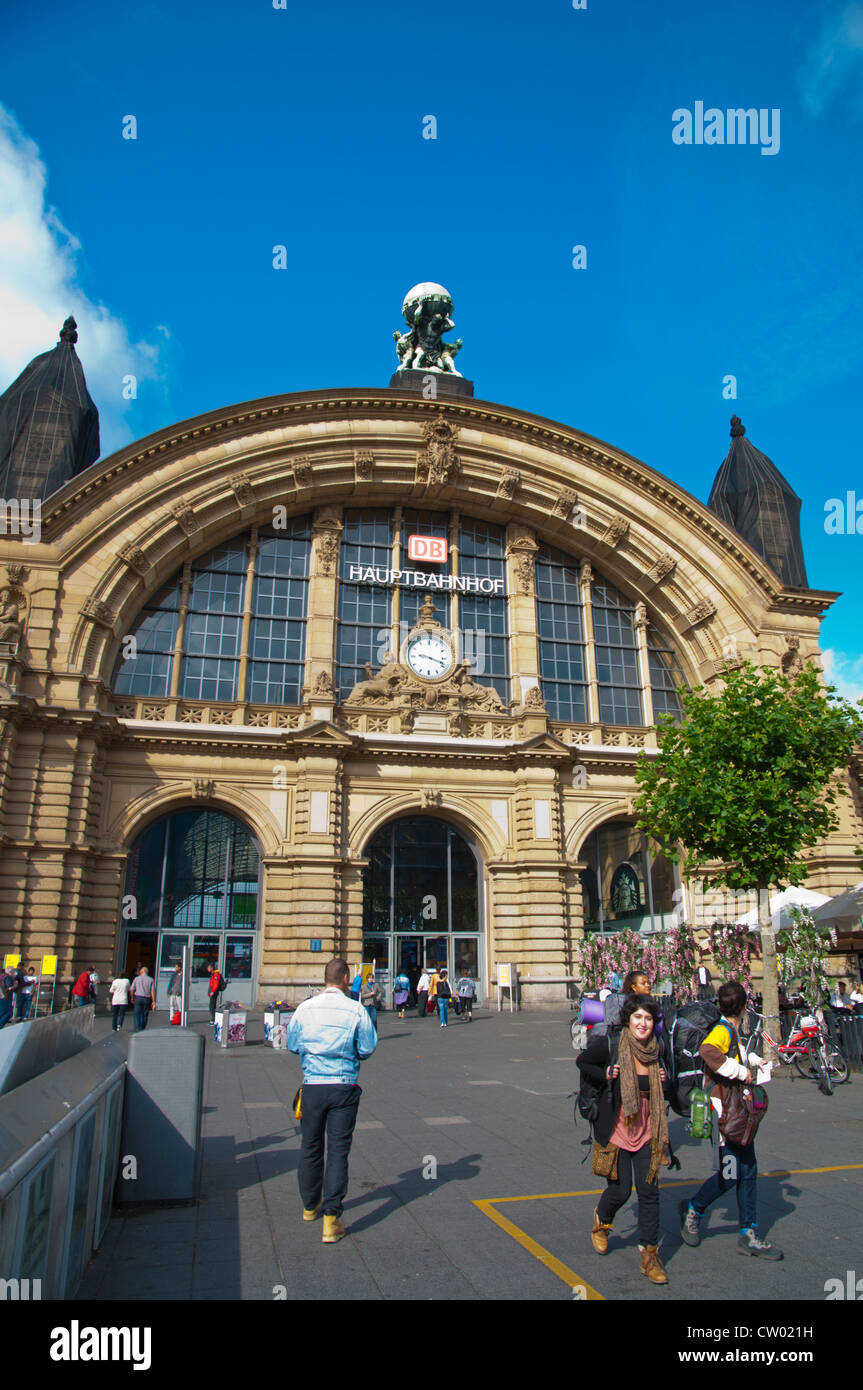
[
  {"xmin": 739, "ymin": 885, "xmax": 830, "ymax": 931},
  {"xmin": 811, "ymin": 882, "xmax": 863, "ymax": 930}
]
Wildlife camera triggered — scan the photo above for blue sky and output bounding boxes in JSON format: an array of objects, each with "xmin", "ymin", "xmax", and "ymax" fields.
[{"xmin": 1, "ymin": 0, "xmax": 862, "ymax": 697}]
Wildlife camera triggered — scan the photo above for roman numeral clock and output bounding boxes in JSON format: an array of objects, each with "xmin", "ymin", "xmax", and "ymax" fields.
[{"xmin": 401, "ymin": 595, "xmax": 456, "ymax": 683}]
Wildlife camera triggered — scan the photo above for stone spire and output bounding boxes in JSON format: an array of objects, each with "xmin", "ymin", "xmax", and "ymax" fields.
[
  {"xmin": 0, "ymin": 316, "xmax": 100, "ymax": 501},
  {"xmin": 707, "ymin": 416, "xmax": 808, "ymax": 588}
]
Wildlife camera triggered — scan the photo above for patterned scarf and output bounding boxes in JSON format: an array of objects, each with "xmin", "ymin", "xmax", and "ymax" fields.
[{"xmin": 616, "ymin": 1027, "xmax": 669, "ymax": 1184}]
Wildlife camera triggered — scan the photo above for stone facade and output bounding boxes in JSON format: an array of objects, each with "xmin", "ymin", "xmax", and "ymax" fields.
[{"xmin": 0, "ymin": 389, "xmax": 857, "ymax": 1005}]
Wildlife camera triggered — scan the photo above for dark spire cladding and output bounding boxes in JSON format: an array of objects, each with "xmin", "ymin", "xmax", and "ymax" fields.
[
  {"xmin": 0, "ymin": 316, "xmax": 100, "ymax": 501},
  {"xmin": 707, "ymin": 415, "xmax": 808, "ymax": 588}
]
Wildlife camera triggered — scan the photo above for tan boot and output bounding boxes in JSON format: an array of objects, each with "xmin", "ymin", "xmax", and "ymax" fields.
[
  {"xmin": 322, "ymin": 1214, "xmax": 346, "ymax": 1244},
  {"xmin": 591, "ymin": 1208, "xmax": 613, "ymax": 1254},
  {"xmin": 302, "ymin": 1206, "xmax": 319, "ymax": 1222},
  {"xmin": 638, "ymin": 1243, "xmax": 668, "ymax": 1284}
]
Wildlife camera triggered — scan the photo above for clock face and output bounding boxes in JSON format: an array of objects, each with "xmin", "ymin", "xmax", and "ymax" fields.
[{"xmin": 406, "ymin": 632, "xmax": 453, "ymax": 680}]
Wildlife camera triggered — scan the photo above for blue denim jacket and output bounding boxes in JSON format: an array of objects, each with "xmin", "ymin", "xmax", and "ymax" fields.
[{"xmin": 287, "ymin": 987, "xmax": 378, "ymax": 1084}]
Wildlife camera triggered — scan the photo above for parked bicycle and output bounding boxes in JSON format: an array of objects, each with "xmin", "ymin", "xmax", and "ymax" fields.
[{"xmin": 745, "ymin": 1001, "xmax": 849, "ymax": 1095}]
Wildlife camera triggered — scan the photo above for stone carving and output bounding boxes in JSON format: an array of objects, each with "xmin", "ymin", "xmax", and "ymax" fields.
[
  {"xmin": 416, "ymin": 416, "xmax": 459, "ymax": 487},
  {"xmin": 193, "ymin": 778, "xmax": 215, "ymax": 799},
  {"xmin": 171, "ymin": 503, "xmax": 199, "ymax": 536},
  {"xmin": 6, "ymin": 565, "xmax": 28, "ymax": 587},
  {"xmin": 781, "ymin": 634, "xmax": 804, "ymax": 677},
  {"xmin": 553, "ymin": 488, "xmax": 578, "ymax": 519},
  {"xmin": 513, "ymin": 553, "xmax": 535, "ymax": 596},
  {"xmin": 647, "ymin": 552, "xmax": 676, "ymax": 585},
  {"xmin": 293, "ymin": 456, "xmax": 313, "ymax": 488},
  {"xmin": 0, "ymin": 590, "xmax": 24, "ymax": 648},
  {"xmin": 345, "ymin": 651, "xmax": 505, "ymax": 715},
  {"xmin": 354, "ymin": 450, "xmax": 374, "ymax": 481},
  {"xmin": 315, "ymin": 529, "xmax": 341, "ymax": 577},
  {"xmin": 580, "ymin": 562, "xmax": 593, "ymax": 586},
  {"xmin": 119, "ymin": 544, "xmax": 150, "ymax": 576},
  {"xmin": 346, "ymin": 652, "xmax": 407, "ymax": 703},
  {"xmin": 313, "ymin": 670, "xmax": 334, "ymax": 696},
  {"xmin": 601, "ymin": 518, "xmax": 630, "ymax": 548},
  {"xmin": 524, "ymin": 686, "xmax": 546, "ymax": 710},
  {"xmin": 634, "ymin": 601, "xmax": 648, "ymax": 630},
  {"xmin": 497, "ymin": 469, "xmax": 521, "ymax": 501},
  {"xmin": 81, "ymin": 598, "xmax": 116, "ymax": 627},
  {"xmin": 685, "ymin": 600, "xmax": 716, "ymax": 626},
  {"xmin": 230, "ymin": 473, "xmax": 256, "ymax": 507},
  {"xmin": 393, "ymin": 283, "xmax": 463, "ymax": 375},
  {"xmin": 421, "ymin": 787, "xmax": 443, "ymax": 807},
  {"xmin": 399, "ymin": 708, "xmax": 414, "ymax": 733}
]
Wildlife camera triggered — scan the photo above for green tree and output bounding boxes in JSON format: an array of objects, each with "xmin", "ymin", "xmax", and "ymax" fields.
[{"xmin": 634, "ymin": 662, "xmax": 862, "ymax": 1059}]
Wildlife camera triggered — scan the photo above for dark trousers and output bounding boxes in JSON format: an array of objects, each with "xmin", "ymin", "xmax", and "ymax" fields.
[
  {"xmin": 209, "ymin": 994, "xmax": 219, "ymax": 1022},
  {"xmin": 597, "ymin": 1143, "xmax": 660, "ymax": 1245},
  {"xmin": 298, "ymin": 1083, "xmax": 361, "ymax": 1217},
  {"xmin": 416, "ymin": 991, "xmax": 429, "ymax": 1018},
  {"xmin": 16, "ymin": 994, "xmax": 32, "ymax": 1020},
  {"xmin": 112, "ymin": 1004, "xmax": 127, "ymax": 1030},
  {"xmin": 133, "ymin": 998, "xmax": 151, "ymax": 1031},
  {"xmin": 691, "ymin": 1139, "xmax": 758, "ymax": 1230}
]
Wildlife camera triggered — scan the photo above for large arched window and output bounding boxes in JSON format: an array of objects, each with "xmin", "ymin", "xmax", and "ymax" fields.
[
  {"xmin": 579, "ymin": 818, "xmax": 678, "ymax": 933},
  {"xmin": 113, "ymin": 519, "xmax": 311, "ymax": 704}
]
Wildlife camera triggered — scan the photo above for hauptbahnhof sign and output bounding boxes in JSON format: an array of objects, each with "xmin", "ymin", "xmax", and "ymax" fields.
[{"xmin": 346, "ymin": 564, "xmax": 505, "ymax": 595}]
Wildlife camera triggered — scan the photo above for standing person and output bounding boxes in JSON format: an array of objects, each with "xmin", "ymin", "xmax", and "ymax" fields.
[
  {"xmin": 350, "ymin": 969, "xmax": 363, "ymax": 1001},
  {"xmin": 360, "ymin": 972, "xmax": 382, "ymax": 1030},
  {"xmin": 436, "ymin": 968, "xmax": 453, "ymax": 1027},
  {"xmin": 393, "ymin": 969, "xmax": 411, "ymax": 1020},
  {"xmin": 131, "ymin": 966, "xmax": 156, "ymax": 1031},
  {"xmin": 577, "ymin": 994, "xmax": 674, "ymax": 1284},
  {"xmin": 416, "ymin": 965, "xmax": 431, "ymax": 1020},
  {"xmin": 168, "ymin": 963, "xmax": 184, "ymax": 1020},
  {"xmin": 456, "ymin": 970, "xmax": 476, "ymax": 1021},
  {"xmin": 679, "ymin": 979, "xmax": 782, "ymax": 1261},
  {"xmin": 850, "ymin": 980, "xmax": 863, "ymax": 1014},
  {"xmin": 71, "ymin": 967, "xmax": 93, "ymax": 1008},
  {"xmin": 830, "ymin": 980, "xmax": 851, "ymax": 1011},
  {"xmin": 428, "ymin": 963, "xmax": 441, "ymax": 1016},
  {"xmin": 0, "ymin": 967, "xmax": 14, "ymax": 1030},
  {"xmin": 109, "ymin": 972, "xmax": 131, "ymax": 1031},
  {"xmin": 16, "ymin": 965, "xmax": 37, "ymax": 1020},
  {"xmin": 88, "ymin": 969, "xmax": 101, "ymax": 1008},
  {"xmin": 207, "ymin": 963, "xmax": 225, "ymax": 1028},
  {"xmin": 286, "ymin": 958, "xmax": 377, "ymax": 1244}
]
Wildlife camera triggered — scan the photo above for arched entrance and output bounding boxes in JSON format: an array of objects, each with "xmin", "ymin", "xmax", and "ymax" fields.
[
  {"xmin": 361, "ymin": 816, "xmax": 485, "ymax": 1001},
  {"xmin": 121, "ymin": 808, "xmax": 262, "ymax": 1009}
]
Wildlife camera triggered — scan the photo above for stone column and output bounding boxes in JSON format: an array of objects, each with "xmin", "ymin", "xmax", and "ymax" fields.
[
  {"xmin": 634, "ymin": 601, "xmax": 655, "ymax": 726},
  {"xmin": 506, "ymin": 524, "xmax": 540, "ymax": 703},
  {"xmin": 580, "ymin": 563, "xmax": 600, "ymax": 724}
]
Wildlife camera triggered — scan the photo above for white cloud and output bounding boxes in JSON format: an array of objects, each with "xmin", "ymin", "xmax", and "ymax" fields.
[
  {"xmin": 0, "ymin": 103, "xmax": 167, "ymax": 460},
  {"xmin": 822, "ymin": 649, "xmax": 863, "ymax": 706},
  {"xmin": 799, "ymin": 3, "xmax": 863, "ymax": 116}
]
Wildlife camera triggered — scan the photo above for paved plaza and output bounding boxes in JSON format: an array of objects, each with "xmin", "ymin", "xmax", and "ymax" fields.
[{"xmin": 78, "ymin": 1007, "xmax": 863, "ymax": 1302}]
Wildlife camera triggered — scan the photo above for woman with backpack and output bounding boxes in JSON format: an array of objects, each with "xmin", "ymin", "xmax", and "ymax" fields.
[{"xmin": 577, "ymin": 993, "xmax": 675, "ymax": 1284}]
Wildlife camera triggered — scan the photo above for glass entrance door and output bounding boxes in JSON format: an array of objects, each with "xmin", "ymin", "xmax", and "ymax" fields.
[{"xmin": 224, "ymin": 934, "xmax": 255, "ymax": 1008}]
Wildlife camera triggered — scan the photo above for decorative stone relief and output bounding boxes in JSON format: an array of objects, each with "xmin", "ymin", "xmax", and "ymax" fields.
[
  {"xmin": 685, "ymin": 600, "xmax": 716, "ymax": 626},
  {"xmin": 230, "ymin": 473, "xmax": 256, "ymax": 507},
  {"xmin": 601, "ymin": 517, "xmax": 630, "ymax": 548},
  {"xmin": 496, "ymin": 469, "xmax": 521, "ymax": 501},
  {"xmin": 580, "ymin": 562, "xmax": 593, "ymax": 586},
  {"xmin": 416, "ymin": 415, "xmax": 459, "ymax": 487},
  {"xmin": 634, "ymin": 602, "xmax": 648, "ymax": 630},
  {"xmin": 170, "ymin": 503, "xmax": 199, "ymax": 537},
  {"xmin": 312, "ymin": 506, "xmax": 343, "ymax": 577},
  {"xmin": 553, "ymin": 488, "xmax": 578, "ymax": 519},
  {"xmin": 354, "ymin": 450, "xmax": 374, "ymax": 481},
  {"xmin": 0, "ymin": 587, "xmax": 26, "ymax": 651},
  {"xmin": 193, "ymin": 778, "xmax": 215, "ymax": 799},
  {"xmin": 81, "ymin": 598, "xmax": 116, "ymax": 627},
  {"xmin": 780, "ymin": 634, "xmax": 804, "ymax": 677},
  {"xmin": 646, "ymin": 552, "xmax": 676, "ymax": 585},
  {"xmin": 313, "ymin": 670, "xmax": 334, "ymax": 696},
  {"xmin": 6, "ymin": 565, "xmax": 28, "ymax": 587},
  {"xmin": 293, "ymin": 456, "xmax": 313, "ymax": 488},
  {"xmin": 506, "ymin": 524, "xmax": 538, "ymax": 595},
  {"xmin": 118, "ymin": 544, "xmax": 150, "ymax": 576},
  {"xmin": 421, "ymin": 787, "xmax": 443, "ymax": 807},
  {"xmin": 513, "ymin": 552, "xmax": 535, "ymax": 595}
]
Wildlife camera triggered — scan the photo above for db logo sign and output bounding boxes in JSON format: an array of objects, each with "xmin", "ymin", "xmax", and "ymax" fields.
[{"xmin": 408, "ymin": 535, "xmax": 447, "ymax": 563}]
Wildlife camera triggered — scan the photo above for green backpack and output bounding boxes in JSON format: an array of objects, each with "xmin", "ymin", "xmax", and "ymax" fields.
[{"xmin": 687, "ymin": 1085, "xmax": 713, "ymax": 1141}]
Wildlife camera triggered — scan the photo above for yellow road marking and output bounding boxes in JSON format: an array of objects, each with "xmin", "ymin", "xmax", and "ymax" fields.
[
  {"xmin": 473, "ymin": 1163, "xmax": 863, "ymax": 1296},
  {"xmin": 472, "ymin": 1199, "xmax": 605, "ymax": 1300}
]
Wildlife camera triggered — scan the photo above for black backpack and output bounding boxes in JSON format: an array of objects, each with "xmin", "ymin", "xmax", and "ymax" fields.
[
  {"xmin": 572, "ymin": 1028, "xmax": 620, "ymax": 1155},
  {"xmin": 668, "ymin": 999, "xmax": 722, "ymax": 1115}
]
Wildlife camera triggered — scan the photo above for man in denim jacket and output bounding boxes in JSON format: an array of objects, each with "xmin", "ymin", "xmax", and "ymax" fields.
[{"xmin": 287, "ymin": 958, "xmax": 378, "ymax": 1243}]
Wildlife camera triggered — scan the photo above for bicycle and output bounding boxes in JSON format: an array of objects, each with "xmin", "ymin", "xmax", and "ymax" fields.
[{"xmin": 745, "ymin": 1003, "xmax": 849, "ymax": 1095}]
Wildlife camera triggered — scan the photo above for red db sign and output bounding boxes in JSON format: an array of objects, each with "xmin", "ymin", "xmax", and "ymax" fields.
[{"xmin": 408, "ymin": 535, "xmax": 448, "ymax": 563}]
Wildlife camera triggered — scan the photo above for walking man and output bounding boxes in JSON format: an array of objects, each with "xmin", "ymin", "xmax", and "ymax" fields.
[
  {"xmin": 416, "ymin": 965, "xmax": 431, "ymax": 1019},
  {"xmin": 286, "ymin": 958, "xmax": 377, "ymax": 1244},
  {"xmin": 131, "ymin": 966, "xmax": 156, "ymax": 1031}
]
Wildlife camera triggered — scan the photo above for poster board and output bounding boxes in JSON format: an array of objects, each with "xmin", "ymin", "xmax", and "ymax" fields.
[{"xmin": 497, "ymin": 963, "xmax": 517, "ymax": 1012}]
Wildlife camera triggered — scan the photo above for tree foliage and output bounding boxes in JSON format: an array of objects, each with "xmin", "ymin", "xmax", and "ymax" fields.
[{"xmin": 634, "ymin": 663, "xmax": 862, "ymax": 893}]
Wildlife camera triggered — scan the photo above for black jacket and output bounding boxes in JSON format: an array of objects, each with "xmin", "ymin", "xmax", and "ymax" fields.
[{"xmin": 577, "ymin": 1031, "xmax": 675, "ymax": 1147}]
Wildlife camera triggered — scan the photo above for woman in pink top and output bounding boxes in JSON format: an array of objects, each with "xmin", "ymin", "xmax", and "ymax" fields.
[{"xmin": 576, "ymin": 993, "xmax": 674, "ymax": 1284}]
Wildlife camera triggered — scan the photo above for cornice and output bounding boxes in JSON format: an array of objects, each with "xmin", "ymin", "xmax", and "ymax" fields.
[{"xmin": 37, "ymin": 387, "xmax": 790, "ymax": 603}]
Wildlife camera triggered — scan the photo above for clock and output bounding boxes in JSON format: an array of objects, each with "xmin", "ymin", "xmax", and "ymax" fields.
[{"xmin": 405, "ymin": 631, "xmax": 454, "ymax": 680}]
